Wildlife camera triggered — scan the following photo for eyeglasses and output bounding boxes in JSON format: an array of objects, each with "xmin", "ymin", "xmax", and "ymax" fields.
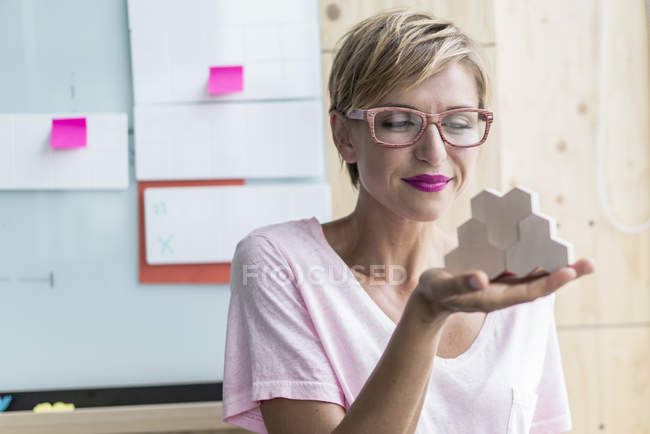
[{"xmin": 346, "ymin": 106, "xmax": 494, "ymax": 148}]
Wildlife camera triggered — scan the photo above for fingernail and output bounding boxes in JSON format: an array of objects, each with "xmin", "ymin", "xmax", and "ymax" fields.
[{"xmin": 469, "ymin": 275, "xmax": 482, "ymax": 290}]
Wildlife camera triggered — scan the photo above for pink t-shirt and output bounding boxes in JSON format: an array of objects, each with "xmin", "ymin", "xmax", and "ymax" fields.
[{"xmin": 222, "ymin": 217, "xmax": 573, "ymax": 434}]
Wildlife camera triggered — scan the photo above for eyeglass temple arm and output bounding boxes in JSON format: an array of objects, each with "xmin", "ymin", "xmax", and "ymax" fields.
[{"xmin": 346, "ymin": 109, "xmax": 365, "ymax": 120}]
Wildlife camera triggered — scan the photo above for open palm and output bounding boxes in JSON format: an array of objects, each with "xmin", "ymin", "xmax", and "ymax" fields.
[{"xmin": 437, "ymin": 258, "xmax": 596, "ymax": 313}]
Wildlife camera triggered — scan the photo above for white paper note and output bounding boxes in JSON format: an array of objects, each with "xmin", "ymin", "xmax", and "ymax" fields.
[
  {"xmin": 134, "ymin": 100, "xmax": 325, "ymax": 180},
  {"xmin": 127, "ymin": 0, "xmax": 321, "ymax": 103},
  {"xmin": 143, "ymin": 183, "xmax": 331, "ymax": 264},
  {"xmin": 0, "ymin": 114, "xmax": 128, "ymax": 190}
]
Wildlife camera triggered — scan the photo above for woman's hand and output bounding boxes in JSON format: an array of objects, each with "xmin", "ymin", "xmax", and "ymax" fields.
[{"xmin": 410, "ymin": 258, "xmax": 596, "ymax": 321}]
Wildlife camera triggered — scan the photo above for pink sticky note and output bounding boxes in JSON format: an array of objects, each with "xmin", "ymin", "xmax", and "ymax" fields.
[
  {"xmin": 207, "ymin": 65, "xmax": 244, "ymax": 94},
  {"xmin": 50, "ymin": 118, "xmax": 87, "ymax": 149}
]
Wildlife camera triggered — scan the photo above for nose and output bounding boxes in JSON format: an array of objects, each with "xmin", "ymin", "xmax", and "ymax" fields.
[{"xmin": 413, "ymin": 122, "xmax": 448, "ymax": 164}]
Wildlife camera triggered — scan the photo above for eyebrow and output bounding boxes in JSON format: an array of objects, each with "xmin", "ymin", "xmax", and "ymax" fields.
[{"xmin": 377, "ymin": 102, "xmax": 477, "ymax": 111}]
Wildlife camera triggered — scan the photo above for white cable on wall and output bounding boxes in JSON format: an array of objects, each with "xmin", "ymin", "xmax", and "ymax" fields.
[{"xmin": 596, "ymin": 0, "xmax": 650, "ymax": 233}]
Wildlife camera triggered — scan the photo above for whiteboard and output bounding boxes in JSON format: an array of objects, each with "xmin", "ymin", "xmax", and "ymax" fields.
[{"xmin": 0, "ymin": 0, "xmax": 326, "ymax": 393}]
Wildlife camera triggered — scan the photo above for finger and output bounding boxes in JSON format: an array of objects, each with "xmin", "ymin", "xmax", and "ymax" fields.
[
  {"xmin": 419, "ymin": 267, "xmax": 454, "ymax": 282},
  {"xmin": 569, "ymin": 258, "xmax": 596, "ymax": 276},
  {"xmin": 440, "ymin": 282, "xmax": 508, "ymax": 312},
  {"xmin": 448, "ymin": 270, "xmax": 488, "ymax": 298},
  {"xmin": 481, "ymin": 274, "xmax": 559, "ymax": 309},
  {"xmin": 430, "ymin": 269, "xmax": 487, "ymax": 308},
  {"xmin": 538, "ymin": 258, "xmax": 594, "ymax": 288},
  {"xmin": 491, "ymin": 270, "xmax": 549, "ymax": 286},
  {"xmin": 450, "ymin": 267, "xmax": 567, "ymax": 312},
  {"xmin": 491, "ymin": 259, "xmax": 595, "ymax": 286},
  {"xmin": 527, "ymin": 266, "xmax": 577, "ymax": 300},
  {"xmin": 509, "ymin": 262, "xmax": 586, "ymax": 301},
  {"xmin": 445, "ymin": 260, "xmax": 590, "ymax": 313}
]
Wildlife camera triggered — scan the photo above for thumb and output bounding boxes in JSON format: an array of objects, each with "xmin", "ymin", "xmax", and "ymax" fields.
[
  {"xmin": 465, "ymin": 270, "xmax": 487, "ymax": 291},
  {"xmin": 420, "ymin": 268, "xmax": 487, "ymax": 298}
]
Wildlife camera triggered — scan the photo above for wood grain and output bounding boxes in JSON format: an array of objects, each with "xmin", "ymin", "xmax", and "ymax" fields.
[{"xmin": 0, "ymin": 401, "xmax": 251, "ymax": 434}]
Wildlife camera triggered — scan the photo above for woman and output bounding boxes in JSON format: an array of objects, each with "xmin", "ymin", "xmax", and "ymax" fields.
[{"xmin": 222, "ymin": 9, "xmax": 595, "ymax": 434}]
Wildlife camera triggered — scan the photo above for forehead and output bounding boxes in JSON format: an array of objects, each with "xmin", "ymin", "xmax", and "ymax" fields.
[{"xmin": 378, "ymin": 61, "xmax": 479, "ymax": 111}]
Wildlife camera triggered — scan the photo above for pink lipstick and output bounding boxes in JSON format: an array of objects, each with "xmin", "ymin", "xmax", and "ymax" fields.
[{"xmin": 401, "ymin": 174, "xmax": 452, "ymax": 192}]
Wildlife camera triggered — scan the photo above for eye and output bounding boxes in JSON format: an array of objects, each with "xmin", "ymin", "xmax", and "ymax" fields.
[
  {"xmin": 443, "ymin": 121, "xmax": 470, "ymax": 129},
  {"xmin": 442, "ymin": 114, "xmax": 474, "ymax": 129},
  {"xmin": 376, "ymin": 111, "xmax": 420, "ymax": 130},
  {"xmin": 381, "ymin": 119, "xmax": 414, "ymax": 128}
]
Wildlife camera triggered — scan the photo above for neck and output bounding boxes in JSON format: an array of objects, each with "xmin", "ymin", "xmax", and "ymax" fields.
[{"xmin": 331, "ymin": 186, "xmax": 449, "ymax": 291}]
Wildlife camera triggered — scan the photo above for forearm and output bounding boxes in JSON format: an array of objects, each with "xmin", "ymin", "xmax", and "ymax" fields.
[
  {"xmin": 333, "ymin": 295, "xmax": 449, "ymax": 434},
  {"xmin": 405, "ymin": 367, "xmax": 433, "ymax": 433}
]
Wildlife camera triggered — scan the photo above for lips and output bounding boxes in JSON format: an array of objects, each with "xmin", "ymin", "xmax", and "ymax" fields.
[
  {"xmin": 402, "ymin": 174, "xmax": 451, "ymax": 183},
  {"xmin": 401, "ymin": 174, "xmax": 452, "ymax": 193}
]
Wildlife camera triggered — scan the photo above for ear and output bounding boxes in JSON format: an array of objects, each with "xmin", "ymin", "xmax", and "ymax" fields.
[{"xmin": 329, "ymin": 110, "xmax": 358, "ymax": 164}]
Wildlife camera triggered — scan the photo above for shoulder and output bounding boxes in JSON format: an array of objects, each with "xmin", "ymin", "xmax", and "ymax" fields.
[
  {"xmin": 245, "ymin": 217, "xmax": 315, "ymax": 246},
  {"xmin": 232, "ymin": 217, "xmax": 317, "ymax": 267}
]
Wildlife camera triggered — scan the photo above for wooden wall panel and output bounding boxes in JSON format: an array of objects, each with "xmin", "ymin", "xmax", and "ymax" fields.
[
  {"xmin": 559, "ymin": 327, "xmax": 650, "ymax": 433},
  {"xmin": 319, "ymin": 0, "xmax": 494, "ymax": 51},
  {"xmin": 559, "ymin": 329, "xmax": 601, "ymax": 433},
  {"xmin": 493, "ymin": 0, "xmax": 649, "ymax": 326}
]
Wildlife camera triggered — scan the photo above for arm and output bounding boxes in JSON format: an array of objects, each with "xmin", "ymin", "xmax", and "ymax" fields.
[{"xmin": 332, "ymin": 293, "xmax": 449, "ymax": 434}]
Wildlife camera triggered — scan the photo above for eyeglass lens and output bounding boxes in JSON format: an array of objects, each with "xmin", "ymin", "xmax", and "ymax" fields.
[{"xmin": 373, "ymin": 110, "xmax": 488, "ymax": 146}]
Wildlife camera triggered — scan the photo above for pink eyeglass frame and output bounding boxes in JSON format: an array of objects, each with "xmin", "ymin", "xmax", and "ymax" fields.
[{"xmin": 346, "ymin": 106, "xmax": 495, "ymax": 148}]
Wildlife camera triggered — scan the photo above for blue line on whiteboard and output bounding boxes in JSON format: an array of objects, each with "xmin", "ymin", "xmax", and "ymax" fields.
[
  {"xmin": 159, "ymin": 235, "xmax": 174, "ymax": 255},
  {"xmin": 0, "ymin": 395, "xmax": 12, "ymax": 412}
]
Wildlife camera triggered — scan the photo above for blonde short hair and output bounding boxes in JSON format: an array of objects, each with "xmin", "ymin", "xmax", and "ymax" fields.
[{"xmin": 328, "ymin": 9, "xmax": 491, "ymax": 189}]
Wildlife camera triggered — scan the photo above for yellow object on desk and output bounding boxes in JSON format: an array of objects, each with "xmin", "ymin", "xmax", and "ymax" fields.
[{"xmin": 33, "ymin": 402, "xmax": 75, "ymax": 412}]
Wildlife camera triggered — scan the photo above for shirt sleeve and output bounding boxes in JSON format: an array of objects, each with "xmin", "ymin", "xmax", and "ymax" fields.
[
  {"xmin": 530, "ymin": 293, "xmax": 573, "ymax": 434},
  {"xmin": 221, "ymin": 233, "xmax": 345, "ymax": 433}
]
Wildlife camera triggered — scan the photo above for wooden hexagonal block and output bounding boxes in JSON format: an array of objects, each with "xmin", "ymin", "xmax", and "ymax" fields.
[
  {"xmin": 445, "ymin": 218, "xmax": 505, "ymax": 278},
  {"xmin": 507, "ymin": 212, "xmax": 574, "ymax": 276},
  {"xmin": 445, "ymin": 185, "xmax": 574, "ymax": 281}
]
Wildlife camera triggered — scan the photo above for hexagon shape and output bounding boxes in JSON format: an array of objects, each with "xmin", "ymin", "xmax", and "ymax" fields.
[
  {"xmin": 445, "ymin": 218, "xmax": 505, "ymax": 278},
  {"xmin": 506, "ymin": 212, "xmax": 574, "ymax": 276},
  {"xmin": 471, "ymin": 187, "xmax": 537, "ymax": 249},
  {"xmin": 444, "ymin": 185, "xmax": 573, "ymax": 281}
]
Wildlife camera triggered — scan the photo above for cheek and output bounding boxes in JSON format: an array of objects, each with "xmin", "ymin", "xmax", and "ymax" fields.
[
  {"xmin": 357, "ymin": 148, "xmax": 409, "ymax": 191},
  {"xmin": 449, "ymin": 147, "xmax": 478, "ymax": 168},
  {"xmin": 354, "ymin": 150, "xmax": 382, "ymax": 193},
  {"xmin": 356, "ymin": 150, "xmax": 384, "ymax": 186},
  {"xmin": 458, "ymin": 148, "xmax": 479, "ymax": 170},
  {"xmin": 351, "ymin": 132, "xmax": 384, "ymax": 176}
]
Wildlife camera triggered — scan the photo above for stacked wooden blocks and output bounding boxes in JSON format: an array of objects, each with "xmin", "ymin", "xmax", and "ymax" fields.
[{"xmin": 444, "ymin": 186, "xmax": 574, "ymax": 281}]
